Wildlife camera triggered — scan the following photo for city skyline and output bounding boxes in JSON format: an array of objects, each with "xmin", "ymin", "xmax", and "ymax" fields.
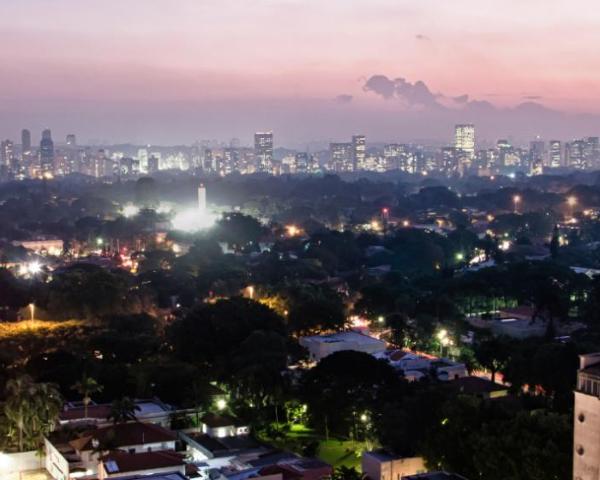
[{"xmin": 3, "ymin": 0, "xmax": 600, "ymax": 144}]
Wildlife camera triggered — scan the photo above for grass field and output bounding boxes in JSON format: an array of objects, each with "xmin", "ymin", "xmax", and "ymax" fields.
[{"xmin": 267, "ymin": 424, "xmax": 367, "ymax": 471}]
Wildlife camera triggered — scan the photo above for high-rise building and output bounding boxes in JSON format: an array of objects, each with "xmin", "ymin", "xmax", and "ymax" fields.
[
  {"xmin": 66, "ymin": 134, "xmax": 77, "ymax": 146},
  {"xmin": 352, "ymin": 135, "xmax": 366, "ymax": 171},
  {"xmin": 583, "ymin": 137, "xmax": 600, "ymax": 169},
  {"xmin": 567, "ymin": 140, "xmax": 585, "ymax": 169},
  {"xmin": 329, "ymin": 142, "xmax": 353, "ymax": 172},
  {"xmin": 21, "ymin": 129, "xmax": 31, "ymax": 152},
  {"xmin": 39, "ymin": 129, "xmax": 54, "ymax": 173},
  {"xmin": 454, "ymin": 124, "xmax": 475, "ymax": 160},
  {"xmin": 254, "ymin": 131, "xmax": 273, "ymax": 172},
  {"xmin": 1, "ymin": 140, "xmax": 13, "ymax": 167},
  {"xmin": 573, "ymin": 353, "xmax": 600, "ymax": 480},
  {"xmin": 548, "ymin": 140, "xmax": 562, "ymax": 168}
]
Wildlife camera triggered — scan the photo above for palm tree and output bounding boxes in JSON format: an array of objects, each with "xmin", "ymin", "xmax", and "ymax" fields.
[
  {"xmin": 4, "ymin": 375, "xmax": 35, "ymax": 452},
  {"xmin": 4, "ymin": 376, "xmax": 63, "ymax": 452},
  {"xmin": 107, "ymin": 397, "xmax": 141, "ymax": 424},
  {"xmin": 72, "ymin": 375, "xmax": 103, "ymax": 419}
]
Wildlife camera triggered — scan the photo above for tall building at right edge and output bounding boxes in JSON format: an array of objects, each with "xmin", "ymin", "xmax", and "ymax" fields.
[
  {"xmin": 254, "ymin": 131, "xmax": 273, "ymax": 172},
  {"xmin": 573, "ymin": 353, "xmax": 600, "ymax": 480},
  {"xmin": 352, "ymin": 135, "xmax": 366, "ymax": 171},
  {"xmin": 39, "ymin": 128, "xmax": 54, "ymax": 174}
]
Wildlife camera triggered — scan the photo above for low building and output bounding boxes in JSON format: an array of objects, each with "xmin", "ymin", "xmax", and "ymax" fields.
[
  {"xmin": 13, "ymin": 238, "xmax": 64, "ymax": 256},
  {"xmin": 200, "ymin": 413, "xmax": 250, "ymax": 439},
  {"xmin": 448, "ymin": 376, "xmax": 508, "ymax": 399},
  {"xmin": 45, "ymin": 422, "xmax": 178, "ymax": 480},
  {"xmin": 299, "ymin": 331, "xmax": 387, "ymax": 362},
  {"xmin": 99, "ymin": 450, "xmax": 186, "ymax": 478},
  {"xmin": 362, "ymin": 450, "xmax": 426, "ymax": 480},
  {"xmin": 59, "ymin": 398, "xmax": 180, "ymax": 428}
]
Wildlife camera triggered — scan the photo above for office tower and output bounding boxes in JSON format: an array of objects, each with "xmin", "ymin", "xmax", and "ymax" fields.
[
  {"xmin": 66, "ymin": 134, "xmax": 77, "ymax": 146},
  {"xmin": 137, "ymin": 148, "xmax": 149, "ymax": 173},
  {"xmin": 549, "ymin": 141, "xmax": 562, "ymax": 168},
  {"xmin": 148, "ymin": 155, "xmax": 159, "ymax": 174},
  {"xmin": 352, "ymin": 135, "xmax": 366, "ymax": 171},
  {"xmin": 567, "ymin": 140, "xmax": 585, "ymax": 169},
  {"xmin": 254, "ymin": 131, "xmax": 273, "ymax": 172},
  {"xmin": 583, "ymin": 137, "xmax": 600, "ymax": 169},
  {"xmin": 530, "ymin": 139, "xmax": 545, "ymax": 164},
  {"xmin": 442, "ymin": 147, "xmax": 459, "ymax": 175},
  {"xmin": 573, "ymin": 353, "xmax": 600, "ymax": 480},
  {"xmin": 21, "ymin": 129, "xmax": 31, "ymax": 152},
  {"xmin": 1, "ymin": 140, "xmax": 13, "ymax": 167},
  {"xmin": 223, "ymin": 148, "xmax": 239, "ymax": 175},
  {"xmin": 454, "ymin": 124, "xmax": 475, "ymax": 160},
  {"xmin": 329, "ymin": 142, "xmax": 353, "ymax": 172},
  {"xmin": 39, "ymin": 129, "xmax": 55, "ymax": 173},
  {"xmin": 295, "ymin": 152, "xmax": 309, "ymax": 173}
]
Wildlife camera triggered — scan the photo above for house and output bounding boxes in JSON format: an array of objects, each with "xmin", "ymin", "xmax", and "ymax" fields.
[
  {"xmin": 430, "ymin": 360, "xmax": 468, "ymax": 381},
  {"xmin": 109, "ymin": 473, "xmax": 187, "ymax": 480},
  {"xmin": 449, "ymin": 376, "xmax": 508, "ymax": 399},
  {"xmin": 377, "ymin": 350, "xmax": 467, "ymax": 382},
  {"xmin": 59, "ymin": 398, "xmax": 181, "ymax": 428},
  {"xmin": 362, "ymin": 450, "xmax": 426, "ymax": 480},
  {"xmin": 201, "ymin": 413, "xmax": 250, "ymax": 438},
  {"xmin": 99, "ymin": 450, "xmax": 186, "ymax": 479},
  {"xmin": 45, "ymin": 422, "xmax": 178, "ymax": 480},
  {"xmin": 299, "ymin": 331, "xmax": 387, "ymax": 362}
]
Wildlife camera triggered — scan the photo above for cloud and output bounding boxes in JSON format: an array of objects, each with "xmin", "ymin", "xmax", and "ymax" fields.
[
  {"xmin": 333, "ymin": 94, "xmax": 353, "ymax": 104},
  {"xmin": 415, "ymin": 34, "xmax": 430, "ymax": 41},
  {"xmin": 453, "ymin": 94, "xmax": 469, "ymax": 104},
  {"xmin": 363, "ymin": 75, "xmax": 439, "ymax": 107}
]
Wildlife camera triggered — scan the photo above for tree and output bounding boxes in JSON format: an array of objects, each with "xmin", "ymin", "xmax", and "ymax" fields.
[
  {"xmin": 473, "ymin": 337, "xmax": 510, "ymax": 383},
  {"xmin": 72, "ymin": 375, "xmax": 103, "ymax": 420},
  {"xmin": 332, "ymin": 466, "xmax": 362, "ymax": 480},
  {"xmin": 4, "ymin": 375, "xmax": 62, "ymax": 452},
  {"xmin": 107, "ymin": 397, "xmax": 141, "ymax": 424},
  {"xmin": 550, "ymin": 225, "xmax": 560, "ymax": 259}
]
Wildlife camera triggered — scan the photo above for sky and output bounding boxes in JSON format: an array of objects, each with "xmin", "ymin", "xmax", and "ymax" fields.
[{"xmin": 2, "ymin": 0, "xmax": 600, "ymax": 146}]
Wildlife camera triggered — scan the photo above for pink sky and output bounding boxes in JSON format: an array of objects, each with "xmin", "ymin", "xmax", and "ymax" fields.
[{"xmin": 2, "ymin": 0, "xmax": 600, "ymax": 144}]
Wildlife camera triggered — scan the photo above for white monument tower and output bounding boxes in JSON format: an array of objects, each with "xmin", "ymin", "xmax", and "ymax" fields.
[{"xmin": 198, "ymin": 183, "xmax": 207, "ymax": 213}]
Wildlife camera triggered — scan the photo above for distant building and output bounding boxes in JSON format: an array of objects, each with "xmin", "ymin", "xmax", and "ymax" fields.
[
  {"xmin": 1, "ymin": 139, "xmax": 13, "ymax": 168},
  {"xmin": 21, "ymin": 128, "xmax": 31, "ymax": 152},
  {"xmin": 573, "ymin": 353, "xmax": 600, "ymax": 480},
  {"xmin": 329, "ymin": 142, "xmax": 353, "ymax": 172},
  {"xmin": 39, "ymin": 129, "xmax": 54, "ymax": 174},
  {"xmin": 299, "ymin": 331, "xmax": 387, "ymax": 362},
  {"xmin": 352, "ymin": 134, "xmax": 366, "ymax": 171},
  {"xmin": 66, "ymin": 134, "xmax": 77, "ymax": 146},
  {"xmin": 255, "ymin": 131, "xmax": 273, "ymax": 172},
  {"xmin": 454, "ymin": 124, "xmax": 475, "ymax": 160},
  {"xmin": 549, "ymin": 140, "xmax": 562, "ymax": 168}
]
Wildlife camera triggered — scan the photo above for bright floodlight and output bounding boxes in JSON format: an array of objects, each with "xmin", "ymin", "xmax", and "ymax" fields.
[
  {"xmin": 567, "ymin": 196, "xmax": 577, "ymax": 207},
  {"xmin": 122, "ymin": 204, "xmax": 140, "ymax": 218},
  {"xmin": 28, "ymin": 261, "xmax": 41, "ymax": 275},
  {"xmin": 172, "ymin": 208, "xmax": 217, "ymax": 232},
  {"xmin": 216, "ymin": 398, "xmax": 227, "ymax": 411}
]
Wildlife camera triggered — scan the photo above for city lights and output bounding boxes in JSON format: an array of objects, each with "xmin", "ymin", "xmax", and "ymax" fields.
[
  {"xmin": 172, "ymin": 208, "xmax": 217, "ymax": 232},
  {"xmin": 122, "ymin": 204, "xmax": 140, "ymax": 218}
]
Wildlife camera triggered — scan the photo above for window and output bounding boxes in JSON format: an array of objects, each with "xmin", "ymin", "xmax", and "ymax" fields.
[
  {"xmin": 576, "ymin": 445, "xmax": 585, "ymax": 456},
  {"xmin": 579, "ymin": 413, "xmax": 586, "ymax": 423}
]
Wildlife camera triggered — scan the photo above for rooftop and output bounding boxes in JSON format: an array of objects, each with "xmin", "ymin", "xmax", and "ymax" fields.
[
  {"xmin": 301, "ymin": 331, "xmax": 385, "ymax": 346},
  {"xmin": 102, "ymin": 450, "xmax": 184, "ymax": 475},
  {"xmin": 201, "ymin": 413, "xmax": 246, "ymax": 428},
  {"xmin": 69, "ymin": 422, "xmax": 177, "ymax": 451}
]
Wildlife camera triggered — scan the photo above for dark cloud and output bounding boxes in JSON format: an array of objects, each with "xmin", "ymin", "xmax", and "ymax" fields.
[
  {"xmin": 333, "ymin": 94, "xmax": 353, "ymax": 104},
  {"xmin": 453, "ymin": 94, "xmax": 469, "ymax": 104},
  {"xmin": 416, "ymin": 34, "xmax": 430, "ymax": 41},
  {"xmin": 363, "ymin": 75, "xmax": 439, "ymax": 107}
]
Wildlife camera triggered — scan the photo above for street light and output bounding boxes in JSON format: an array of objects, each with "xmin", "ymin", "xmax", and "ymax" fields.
[{"xmin": 513, "ymin": 195, "xmax": 521, "ymax": 214}]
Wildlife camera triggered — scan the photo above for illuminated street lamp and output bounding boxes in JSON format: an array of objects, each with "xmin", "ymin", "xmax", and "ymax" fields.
[{"xmin": 513, "ymin": 195, "xmax": 521, "ymax": 214}]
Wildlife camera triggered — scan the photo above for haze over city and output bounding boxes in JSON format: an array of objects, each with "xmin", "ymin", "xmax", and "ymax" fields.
[{"xmin": 3, "ymin": 0, "xmax": 600, "ymax": 145}]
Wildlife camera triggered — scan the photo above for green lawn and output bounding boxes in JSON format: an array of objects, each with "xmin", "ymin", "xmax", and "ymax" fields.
[{"xmin": 264, "ymin": 424, "xmax": 366, "ymax": 471}]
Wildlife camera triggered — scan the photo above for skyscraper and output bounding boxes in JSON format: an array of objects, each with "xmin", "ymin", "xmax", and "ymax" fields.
[
  {"xmin": 39, "ymin": 129, "xmax": 54, "ymax": 173},
  {"xmin": 329, "ymin": 142, "xmax": 353, "ymax": 172},
  {"xmin": 21, "ymin": 129, "xmax": 31, "ymax": 152},
  {"xmin": 1, "ymin": 140, "xmax": 13, "ymax": 167},
  {"xmin": 454, "ymin": 124, "xmax": 475, "ymax": 160},
  {"xmin": 567, "ymin": 140, "xmax": 585, "ymax": 169},
  {"xmin": 573, "ymin": 353, "xmax": 600, "ymax": 480},
  {"xmin": 352, "ymin": 135, "xmax": 366, "ymax": 171},
  {"xmin": 549, "ymin": 140, "xmax": 562, "ymax": 168},
  {"xmin": 254, "ymin": 131, "xmax": 273, "ymax": 172}
]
